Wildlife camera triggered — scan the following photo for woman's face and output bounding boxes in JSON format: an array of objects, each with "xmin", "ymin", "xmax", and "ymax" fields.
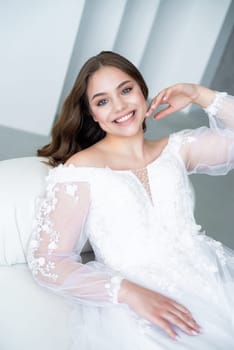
[{"xmin": 87, "ymin": 66, "xmax": 148, "ymax": 138}]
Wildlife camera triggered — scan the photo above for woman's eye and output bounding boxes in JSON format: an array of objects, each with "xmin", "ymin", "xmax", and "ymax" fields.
[
  {"xmin": 97, "ymin": 99, "xmax": 108, "ymax": 106},
  {"xmin": 122, "ymin": 87, "xmax": 132, "ymax": 94}
]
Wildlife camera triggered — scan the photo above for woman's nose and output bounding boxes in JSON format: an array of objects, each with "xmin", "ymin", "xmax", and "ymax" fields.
[{"xmin": 112, "ymin": 96, "xmax": 126, "ymax": 112}]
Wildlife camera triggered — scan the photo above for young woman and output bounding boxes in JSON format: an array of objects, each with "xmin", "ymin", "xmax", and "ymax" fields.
[{"xmin": 28, "ymin": 51, "xmax": 234, "ymax": 349}]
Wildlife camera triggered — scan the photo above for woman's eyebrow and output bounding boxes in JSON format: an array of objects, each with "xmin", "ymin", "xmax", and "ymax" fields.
[
  {"xmin": 117, "ymin": 80, "xmax": 132, "ymax": 89},
  {"xmin": 91, "ymin": 80, "xmax": 132, "ymax": 100}
]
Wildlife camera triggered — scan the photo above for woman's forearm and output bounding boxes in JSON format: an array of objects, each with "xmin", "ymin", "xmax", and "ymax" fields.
[{"xmin": 192, "ymin": 85, "xmax": 216, "ymax": 109}]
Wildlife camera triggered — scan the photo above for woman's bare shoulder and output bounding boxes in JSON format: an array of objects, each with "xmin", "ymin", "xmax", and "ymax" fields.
[{"xmin": 65, "ymin": 145, "xmax": 105, "ymax": 168}]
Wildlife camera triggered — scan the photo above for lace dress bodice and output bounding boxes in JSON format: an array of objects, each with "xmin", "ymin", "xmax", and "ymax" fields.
[{"xmin": 27, "ymin": 92, "xmax": 234, "ymax": 308}]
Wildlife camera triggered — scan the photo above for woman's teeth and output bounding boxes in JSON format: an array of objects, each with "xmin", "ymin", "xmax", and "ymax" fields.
[{"xmin": 115, "ymin": 111, "xmax": 134, "ymax": 123}]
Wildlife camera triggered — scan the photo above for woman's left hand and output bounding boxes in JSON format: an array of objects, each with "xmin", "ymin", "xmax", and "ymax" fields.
[{"xmin": 145, "ymin": 83, "xmax": 200, "ymax": 120}]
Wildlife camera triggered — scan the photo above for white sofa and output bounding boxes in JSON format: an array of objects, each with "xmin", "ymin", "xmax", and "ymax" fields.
[{"xmin": 0, "ymin": 156, "xmax": 92, "ymax": 350}]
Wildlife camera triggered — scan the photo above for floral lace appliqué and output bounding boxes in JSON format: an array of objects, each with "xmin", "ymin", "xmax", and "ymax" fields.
[{"xmin": 28, "ymin": 182, "xmax": 79, "ymax": 282}]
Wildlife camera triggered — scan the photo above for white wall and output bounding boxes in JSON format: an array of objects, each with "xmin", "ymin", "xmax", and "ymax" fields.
[
  {"xmin": 0, "ymin": 0, "xmax": 231, "ymax": 137},
  {"xmin": 140, "ymin": 0, "xmax": 231, "ymax": 95},
  {"xmin": 0, "ymin": 0, "xmax": 85, "ymax": 135}
]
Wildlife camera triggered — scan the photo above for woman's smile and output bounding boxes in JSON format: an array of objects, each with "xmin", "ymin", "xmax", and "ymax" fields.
[{"xmin": 114, "ymin": 110, "xmax": 135, "ymax": 124}]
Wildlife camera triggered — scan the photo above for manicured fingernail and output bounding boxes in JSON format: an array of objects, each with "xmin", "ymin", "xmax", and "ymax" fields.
[
  {"xmin": 191, "ymin": 330, "xmax": 199, "ymax": 335},
  {"xmin": 174, "ymin": 335, "xmax": 180, "ymax": 341}
]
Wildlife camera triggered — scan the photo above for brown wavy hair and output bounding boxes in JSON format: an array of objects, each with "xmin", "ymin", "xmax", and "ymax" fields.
[{"xmin": 38, "ymin": 51, "xmax": 149, "ymax": 166}]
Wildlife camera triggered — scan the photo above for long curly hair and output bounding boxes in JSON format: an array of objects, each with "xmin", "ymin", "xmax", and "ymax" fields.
[{"xmin": 38, "ymin": 51, "xmax": 149, "ymax": 166}]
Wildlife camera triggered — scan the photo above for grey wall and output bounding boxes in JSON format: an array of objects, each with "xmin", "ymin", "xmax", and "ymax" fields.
[
  {"xmin": 211, "ymin": 24, "xmax": 234, "ymax": 94},
  {"xmin": 0, "ymin": 125, "xmax": 49, "ymax": 161}
]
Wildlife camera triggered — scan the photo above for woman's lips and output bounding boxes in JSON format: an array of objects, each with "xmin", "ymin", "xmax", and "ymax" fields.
[{"xmin": 114, "ymin": 111, "xmax": 135, "ymax": 123}]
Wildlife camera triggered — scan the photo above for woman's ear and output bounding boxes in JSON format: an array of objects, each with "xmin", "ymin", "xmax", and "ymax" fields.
[
  {"xmin": 88, "ymin": 107, "xmax": 98, "ymax": 122},
  {"xmin": 92, "ymin": 115, "xmax": 98, "ymax": 122}
]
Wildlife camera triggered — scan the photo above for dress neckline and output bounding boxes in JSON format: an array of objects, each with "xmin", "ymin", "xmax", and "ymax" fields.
[{"xmin": 63, "ymin": 135, "xmax": 171, "ymax": 173}]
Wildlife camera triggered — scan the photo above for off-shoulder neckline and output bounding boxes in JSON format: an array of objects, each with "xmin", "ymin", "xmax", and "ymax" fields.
[{"xmin": 55, "ymin": 134, "xmax": 175, "ymax": 173}]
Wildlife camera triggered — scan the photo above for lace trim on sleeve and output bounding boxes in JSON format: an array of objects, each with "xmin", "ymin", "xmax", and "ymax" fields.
[
  {"xmin": 203, "ymin": 91, "xmax": 227, "ymax": 117},
  {"xmin": 105, "ymin": 276, "xmax": 124, "ymax": 304}
]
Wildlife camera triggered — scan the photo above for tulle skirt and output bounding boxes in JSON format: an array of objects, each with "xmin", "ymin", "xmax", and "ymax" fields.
[{"xmin": 69, "ymin": 241, "xmax": 234, "ymax": 350}]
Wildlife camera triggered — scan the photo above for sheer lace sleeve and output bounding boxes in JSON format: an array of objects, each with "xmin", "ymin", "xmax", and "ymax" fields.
[
  {"xmin": 27, "ymin": 167, "xmax": 123, "ymax": 306},
  {"xmin": 178, "ymin": 92, "xmax": 234, "ymax": 175}
]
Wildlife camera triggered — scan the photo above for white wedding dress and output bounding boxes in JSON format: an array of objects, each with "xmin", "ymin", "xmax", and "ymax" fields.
[{"xmin": 28, "ymin": 92, "xmax": 234, "ymax": 349}]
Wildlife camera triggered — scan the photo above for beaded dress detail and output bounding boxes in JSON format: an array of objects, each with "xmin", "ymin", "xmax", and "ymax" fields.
[{"xmin": 131, "ymin": 167, "xmax": 153, "ymax": 203}]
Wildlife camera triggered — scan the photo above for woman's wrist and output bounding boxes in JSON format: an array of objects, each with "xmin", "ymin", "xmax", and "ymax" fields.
[
  {"xmin": 192, "ymin": 85, "xmax": 216, "ymax": 108},
  {"xmin": 117, "ymin": 279, "xmax": 134, "ymax": 304}
]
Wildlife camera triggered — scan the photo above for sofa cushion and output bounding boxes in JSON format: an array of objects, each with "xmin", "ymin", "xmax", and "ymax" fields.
[
  {"xmin": 0, "ymin": 156, "xmax": 93, "ymax": 266},
  {"xmin": 0, "ymin": 264, "xmax": 72, "ymax": 349},
  {"xmin": 0, "ymin": 157, "xmax": 50, "ymax": 265}
]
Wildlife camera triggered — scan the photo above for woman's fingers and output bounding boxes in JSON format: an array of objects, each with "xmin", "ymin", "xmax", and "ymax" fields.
[
  {"xmin": 153, "ymin": 105, "xmax": 176, "ymax": 120},
  {"xmin": 169, "ymin": 301, "xmax": 201, "ymax": 331},
  {"xmin": 146, "ymin": 90, "xmax": 168, "ymax": 117},
  {"xmin": 171, "ymin": 310, "xmax": 200, "ymax": 332},
  {"xmin": 153, "ymin": 317, "xmax": 179, "ymax": 340},
  {"xmin": 164, "ymin": 311, "xmax": 200, "ymax": 336},
  {"xmin": 151, "ymin": 308, "xmax": 201, "ymax": 340},
  {"xmin": 171, "ymin": 300, "xmax": 192, "ymax": 314},
  {"xmin": 150, "ymin": 299, "xmax": 201, "ymax": 338}
]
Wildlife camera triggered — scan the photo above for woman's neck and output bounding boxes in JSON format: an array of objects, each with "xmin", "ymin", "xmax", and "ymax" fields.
[{"xmin": 98, "ymin": 132, "xmax": 150, "ymax": 168}]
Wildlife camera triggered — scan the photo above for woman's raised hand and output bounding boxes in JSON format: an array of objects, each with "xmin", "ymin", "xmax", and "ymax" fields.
[
  {"xmin": 118, "ymin": 280, "xmax": 202, "ymax": 340},
  {"xmin": 145, "ymin": 83, "xmax": 200, "ymax": 120},
  {"xmin": 146, "ymin": 83, "xmax": 216, "ymax": 120}
]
